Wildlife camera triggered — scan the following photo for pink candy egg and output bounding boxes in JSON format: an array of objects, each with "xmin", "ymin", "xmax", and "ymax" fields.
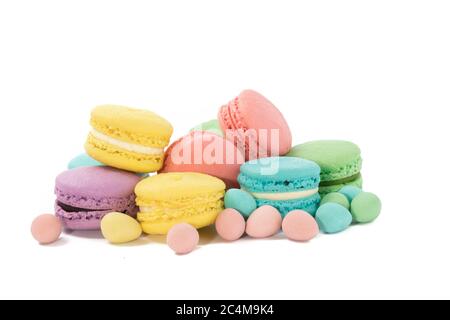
[
  {"xmin": 31, "ymin": 214, "xmax": 63, "ymax": 244},
  {"xmin": 246, "ymin": 205, "xmax": 282, "ymax": 238},
  {"xmin": 167, "ymin": 223, "xmax": 199, "ymax": 254},
  {"xmin": 215, "ymin": 208, "xmax": 246, "ymax": 241},
  {"xmin": 282, "ymin": 210, "xmax": 319, "ymax": 241}
]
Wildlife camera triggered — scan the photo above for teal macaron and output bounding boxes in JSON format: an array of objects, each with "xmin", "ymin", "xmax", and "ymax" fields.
[
  {"xmin": 224, "ymin": 189, "xmax": 257, "ymax": 218},
  {"xmin": 287, "ymin": 140, "xmax": 363, "ymax": 195},
  {"xmin": 238, "ymin": 157, "xmax": 321, "ymax": 217},
  {"xmin": 68, "ymin": 153, "xmax": 104, "ymax": 169}
]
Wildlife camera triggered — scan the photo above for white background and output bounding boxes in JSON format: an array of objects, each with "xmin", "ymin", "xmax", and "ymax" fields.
[{"xmin": 0, "ymin": 0, "xmax": 449, "ymax": 300}]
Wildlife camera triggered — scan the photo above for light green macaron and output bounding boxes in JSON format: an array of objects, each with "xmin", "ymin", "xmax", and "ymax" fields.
[{"xmin": 287, "ymin": 140, "xmax": 363, "ymax": 195}]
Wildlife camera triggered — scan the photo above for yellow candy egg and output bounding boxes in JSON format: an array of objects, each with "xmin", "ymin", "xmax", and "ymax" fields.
[{"xmin": 101, "ymin": 212, "xmax": 142, "ymax": 244}]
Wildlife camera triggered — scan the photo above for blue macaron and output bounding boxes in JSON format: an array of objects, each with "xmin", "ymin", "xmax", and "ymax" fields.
[
  {"xmin": 68, "ymin": 153, "xmax": 104, "ymax": 169},
  {"xmin": 238, "ymin": 157, "xmax": 321, "ymax": 216}
]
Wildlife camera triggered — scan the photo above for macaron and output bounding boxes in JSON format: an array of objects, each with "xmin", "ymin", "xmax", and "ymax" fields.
[
  {"xmin": 238, "ymin": 157, "xmax": 321, "ymax": 216},
  {"xmin": 190, "ymin": 119, "xmax": 223, "ymax": 137},
  {"xmin": 31, "ymin": 214, "xmax": 63, "ymax": 244},
  {"xmin": 85, "ymin": 104, "xmax": 173, "ymax": 173},
  {"xmin": 68, "ymin": 153, "xmax": 104, "ymax": 169},
  {"xmin": 160, "ymin": 131, "xmax": 244, "ymax": 189},
  {"xmin": 287, "ymin": 140, "xmax": 363, "ymax": 195},
  {"xmin": 218, "ymin": 89, "xmax": 292, "ymax": 160},
  {"xmin": 55, "ymin": 166, "xmax": 141, "ymax": 230},
  {"xmin": 136, "ymin": 172, "xmax": 225, "ymax": 235},
  {"xmin": 282, "ymin": 210, "xmax": 319, "ymax": 241},
  {"xmin": 246, "ymin": 205, "xmax": 282, "ymax": 238},
  {"xmin": 315, "ymin": 203, "xmax": 352, "ymax": 234},
  {"xmin": 215, "ymin": 209, "xmax": 246, "ymax": 241},
  {"xmin": 167, "ymin": 223, "xmax": 199, "ymax": 254},
  {"xmin": 350, "ymin": 192, "xmax": 382, "ymax": 223},
  {"xmin": 224, "ymin": 189, "xmax": 257, "ymax": 218}
]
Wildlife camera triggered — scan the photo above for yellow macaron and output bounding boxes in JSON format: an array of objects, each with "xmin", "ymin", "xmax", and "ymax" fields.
[
  {"xmin": 85, "ymin": 105, "xmax": 173, "ymax": 173},
  {"xmin": 135, "ymin": 172, "xmax": 226, "ymax": 235}
]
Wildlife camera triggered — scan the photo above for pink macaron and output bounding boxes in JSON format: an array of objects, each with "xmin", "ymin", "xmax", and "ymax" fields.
[
  {"xmin": 218, "ymin": 90, "xmax": 292, "ymax": 160},
  {"xmin": 160, "ymin": 131, "xmax": 244, "ymax": 189},
  {"xmin": 282, "ymin": 210, "xmax": 319, "ymax": 242}
]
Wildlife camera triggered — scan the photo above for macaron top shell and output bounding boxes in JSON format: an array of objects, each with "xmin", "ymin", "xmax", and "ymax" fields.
[
  {"xmin": 90, "ymin": 105, "xmax": 173, "ymax": 147},
  {"xmin": 238, "ymin": 157, "xmax": 321, "ymax": 193},
  {"xmin": 219, "ymin": 90, "xmax": 292, "ymax": 158},
  {"xmin": 135, "ymin": 172, "xmax": 225, "ymax": 202},
  {"xmin": 240, "ymin": 157, "xmax": 320, "ymax": 181},
  {"xmin": 55, "ymin": 166, "xmax": 141, "ymax": 208},
  {"xmin": 287, "ymin": 140, "xmax": 362, "ymax": 182}
]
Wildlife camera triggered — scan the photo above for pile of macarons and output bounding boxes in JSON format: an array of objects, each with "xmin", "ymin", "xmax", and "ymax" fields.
[{"xmin": 31, "ymin": 89, "xmax": 381, "ymax": 254}]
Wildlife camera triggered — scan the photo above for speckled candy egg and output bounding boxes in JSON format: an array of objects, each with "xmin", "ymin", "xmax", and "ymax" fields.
[
  {"xmin": 167, "ymin": 223, "xmax": 199, "ymax": 254},
  {"xmin": 282, "ymin": 210, "xmax": 319, "ymax": 241},
  {"xmin": 215, "ymin": 208, "xmax": 246, "ymax": 241},
  {"xmin": 246, "ymin": 205, "xmax": 282, "ymax": 238},
  {"xmin": 31, "ymin": 214, "xmax": 62, "ymax": 244}
]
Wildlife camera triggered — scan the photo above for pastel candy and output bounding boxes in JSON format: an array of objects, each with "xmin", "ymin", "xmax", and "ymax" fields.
[
  {"xmin": 215, "ymin": 209, "xmax": 246, "ymax": 241},
  {"xmin": 282, "ymin": 210, "xmax": 319, "ymax": 241},
  {"xmin": 101, "ymin": 212, "xmax": 142, "ymax": 244},
  {"xmin": 339, "ymin": 186, "xmax": 362, "ymax": 202},
  {"xmin": 350, "ymin": 192, "xmax": 382, "ymax": 223},
  {"xmin": 315, "ymin": 203, "xmax": 352, "ymax": 234},
  {"xmin": 31, "ymin": 214, "xmax": 63, "ymax": 245},
  {"xmin": 167, "ymin": 223, "xmax": 199, "ymax": 254},
  {"xmin": 246, "ymin": 205, "xmax": 282, "ymax": 238},
  {"xmin": 224, "ymin": 189, "xmax": 257, "ymax": 218},
  {"xmin": 320, "ymin": 192, "xmax": 350, "ymax": 209}
]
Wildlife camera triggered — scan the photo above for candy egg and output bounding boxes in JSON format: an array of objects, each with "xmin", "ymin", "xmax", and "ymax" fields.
[
  {"xmin": 282, "ymin": 210, "xmax": 319, "ymax": 241},
  {"xmin": 215, "ymin": 208, "xmax": 246, "ymax": 241},
  {"xmin": 339, "ymin": 186, "xmax": 362, "ymax": 202},
  {"xmin": 315, "ymin": 203, "xmax": 352, "ymax": 234},
  {"xmin": 167, "ymin": 223, "xmax": 199, "ymax": 254},
  {"xmin": 31, "ymin": 214, "xmax": 62, "ymax": 244},
  {"xmin": 224, "ymin": 189, "xmax": 257, "ymax": 218},
  {"xmin": 246, "ymin": 205, "xmax": 282, "ymax": 238},
  {"xmin": 320, "ymin": 192, "xmax": 350, "ymax": 209},
  {"xmin": 101, "ymin": 212, "xmax": 142, "ymax": 244},
  {"xmin": 350, "ymin": 192, "xmax": 382, "ymax": 223}
]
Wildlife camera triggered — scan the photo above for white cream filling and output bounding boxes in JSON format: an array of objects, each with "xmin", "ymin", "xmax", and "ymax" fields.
[
  {"xmin": 90, "ymin": 128, "xmax": 163, "ymax": 155},
  {"xmin": 139, "ymin": 206, "xmax": 153, "ymax": 213},
  {"xmin": 247, "ymin": 188, "xmax": 319, "ymax": 200}
]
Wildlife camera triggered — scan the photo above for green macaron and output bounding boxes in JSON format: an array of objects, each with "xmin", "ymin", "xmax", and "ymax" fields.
[
  {"xmin": 287, "ymin": 140, "xmax": 363, "ymax": 195},
  {"xmin": 190, "ymin": 119, "xmax": 223, "ymax": 137}
]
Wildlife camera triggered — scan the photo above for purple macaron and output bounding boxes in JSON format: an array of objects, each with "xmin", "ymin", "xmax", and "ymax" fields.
[{"xmin": 54, "ymin": 166, "xmax": 141, "ymax": 230}]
